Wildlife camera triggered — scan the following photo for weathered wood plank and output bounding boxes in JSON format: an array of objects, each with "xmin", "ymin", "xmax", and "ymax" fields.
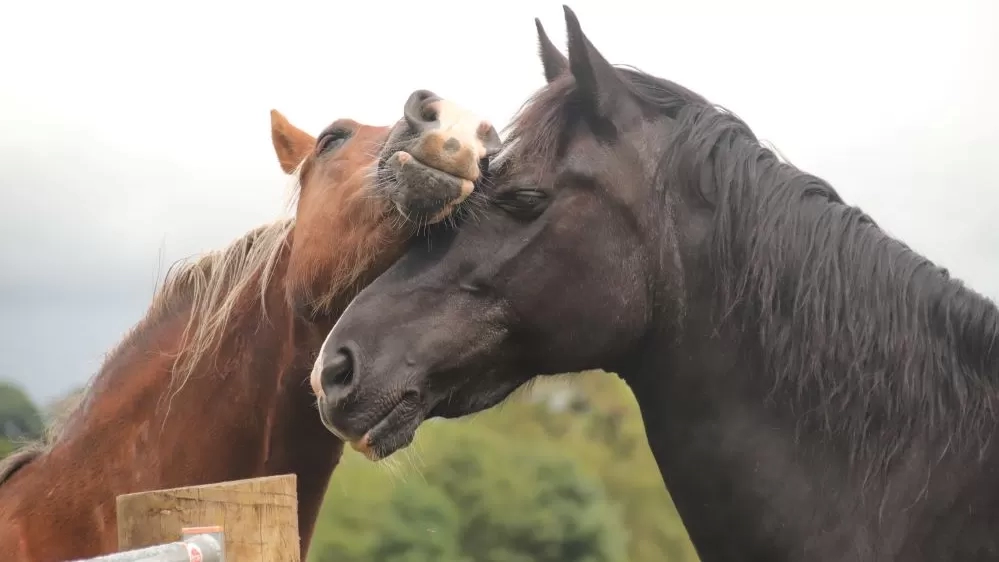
[{"xmin": 116, "ymin": 474, "xmax": 299, "ymax": 562}]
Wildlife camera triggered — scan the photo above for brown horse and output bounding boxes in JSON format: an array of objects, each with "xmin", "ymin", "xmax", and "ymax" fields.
[{"xmin": 0, "ymin": 90, "xmax": 499, "ymax": 562}]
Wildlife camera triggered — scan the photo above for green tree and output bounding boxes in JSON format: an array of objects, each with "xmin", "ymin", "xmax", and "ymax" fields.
[
  {"xmin": 0, "ymin": 438, "xmax": 16, "ymax": 459},
  {"xmin": 369, "ymin": 483, "xmax": 468, "ymax": 562},
  {"xmin": 0, "ymin": 381, "xmax": 43, "ymax": 457},
  {"xmin": 417, "ymin": 424, "xmax": 628, "ymax": 562},
  {"xmin": 444, "ymin": 372, "xmax": 700, "ymax": 562}
]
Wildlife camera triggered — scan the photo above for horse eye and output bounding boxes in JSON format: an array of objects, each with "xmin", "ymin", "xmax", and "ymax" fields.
[
  {"xmin": 498, "ymin": 188, "xmax": 548, "ymax": 219},
  {"xmin": 511, "ymin": 189, "xmax": 547, "ymax": 207},
  {"xmin": 316, "ymin": 129, "xmax": 351, "ymax": 155}
]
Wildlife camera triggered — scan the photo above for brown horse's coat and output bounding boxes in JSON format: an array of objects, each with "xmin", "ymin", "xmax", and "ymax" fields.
[{"xmin": 0, "ymin": 96, "xmax": 497, "ymax": 562}]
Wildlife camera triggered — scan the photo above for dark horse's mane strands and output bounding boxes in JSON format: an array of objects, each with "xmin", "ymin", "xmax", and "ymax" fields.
[{"xmin": 507, "ymin": 64, "xmax": 999, "ymax": 477}]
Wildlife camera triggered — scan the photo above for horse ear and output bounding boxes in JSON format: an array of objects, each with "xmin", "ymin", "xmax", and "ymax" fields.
[
  {"xmin": 270, "ymin": 109, "xmax": 316, "ymax": 175},
  {"xmin": 562, "ymin": 5, "xmax": 631, "ymax": 120},
  {"xmin": 535, "ymin": 18, "xmax": 568, "ymax": 84}
]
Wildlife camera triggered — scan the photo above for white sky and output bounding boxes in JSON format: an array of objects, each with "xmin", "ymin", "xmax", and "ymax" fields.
[{"xmin": 0, "ymin": 0, "xmax": 996, "ymax": 403}]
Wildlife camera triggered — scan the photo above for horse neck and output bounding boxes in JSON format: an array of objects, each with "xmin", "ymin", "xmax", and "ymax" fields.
[
  {"xmin": 705, "ymin": 153, "xmax": 999, "ymax": 454},
  {"xmin": 629, "ymin": 144, "xmax": 999, "ymax": 560},
  {"xmin": 0, "ymin": 235, "xmax": 343, "ymax": 560}
]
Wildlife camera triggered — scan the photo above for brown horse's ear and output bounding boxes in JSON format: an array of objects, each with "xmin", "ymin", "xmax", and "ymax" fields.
[
  {"xmin": 562, "ymin": 5, "xmax": 633, "ymax": 120},
  {"xmin": 535, "ymin": 18, "xmax": 568, "ymax": 83},
  {"xmin": 270, "ymin": 109, "xmax": 316, "ymax": 174}
]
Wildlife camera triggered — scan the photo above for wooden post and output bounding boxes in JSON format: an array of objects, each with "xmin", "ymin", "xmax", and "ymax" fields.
[{"xmin": 116, "ymin": 474, "xmax": 299, "ymax": 562}]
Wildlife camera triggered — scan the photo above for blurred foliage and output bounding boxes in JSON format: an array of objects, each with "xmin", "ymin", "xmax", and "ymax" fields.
[
  {"xmin": 0, "ymin": 438, "xmax": 16, "ymax": 459},
  {"xmin": 0, "ymin": 381, "xmax": 44, "ymax": 458},
  {"xmin": 310, "ymin": 371, "xmax": 700, "ymax": 562}
]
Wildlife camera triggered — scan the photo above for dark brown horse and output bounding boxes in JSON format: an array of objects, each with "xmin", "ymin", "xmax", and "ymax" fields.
[
  {"xmin": 0, "ymin": 91, "xmax": 499, "ymax": 562},
  {"xmin": 310, "ymin": 8, "xmax": 999, "ymax": 562}
]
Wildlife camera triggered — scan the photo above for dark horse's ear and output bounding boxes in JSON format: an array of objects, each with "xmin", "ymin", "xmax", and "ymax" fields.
[
  {"xmin": 535, "ymin": 18, "xmax": 568, "ymax": 83},
  {"xmin": 562, "ymin": 5, "xmax": 634, "ymax": 121}
]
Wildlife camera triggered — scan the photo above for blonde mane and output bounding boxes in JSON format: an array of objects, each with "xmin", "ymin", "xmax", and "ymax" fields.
[
  {"xmin": 0, "ymin": 162, "xmax": 307, "ymax": 485},
  {"xmin": 153, "ymin": 217, "xmax": 296, "ymax": 413}
]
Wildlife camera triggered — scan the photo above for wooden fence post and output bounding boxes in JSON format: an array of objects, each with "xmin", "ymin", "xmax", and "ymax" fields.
[{"xmin": 115, "ymin": 474, "xmax": 300, "ymax": 562}]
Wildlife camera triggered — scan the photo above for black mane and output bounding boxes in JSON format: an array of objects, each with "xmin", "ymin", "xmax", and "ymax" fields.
[{"xmin": 507, "ymin": 65, "xmax": 999, "ymax": 473}]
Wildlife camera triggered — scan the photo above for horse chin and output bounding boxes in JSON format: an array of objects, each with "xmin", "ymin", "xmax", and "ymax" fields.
[
  {"xmin": 354, "ymin": 386, "xmax": 514, "ymax": 461},
  {"xmin": 347, "ymin": 397, "xmax": 425, "ymax": 461},
  {"xmin": 378, "ymin": 150, "xmax": 472, "ymax": 224}
]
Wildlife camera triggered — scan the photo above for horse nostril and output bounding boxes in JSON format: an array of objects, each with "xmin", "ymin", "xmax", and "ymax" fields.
[
  {"xmin": 403, "ymin": 89, "xmax": 441, "ymax": 133},
  {"xmin": 321, "ymin": 350, "xmax": 355, "ymax": 400}
]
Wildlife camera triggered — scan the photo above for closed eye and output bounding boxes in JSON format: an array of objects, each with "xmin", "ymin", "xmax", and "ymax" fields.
[
  {"xmin": 316, "ymin": 127, "xmax": 352, "ymax": 155},
  {"xmin": 495, "ymin": 188, "xmax": 549, "ymax": 219}
]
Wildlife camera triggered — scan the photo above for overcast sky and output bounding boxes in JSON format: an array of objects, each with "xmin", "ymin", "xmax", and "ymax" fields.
[{"xmin": 1, "ymin": 0, "xmax": 996, "ymax": 405}]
